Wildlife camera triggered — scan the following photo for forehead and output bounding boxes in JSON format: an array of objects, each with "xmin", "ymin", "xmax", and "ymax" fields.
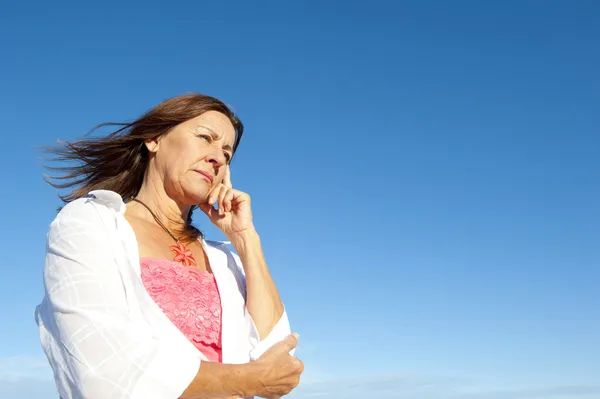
[{"xmin": 187, "ymin": 111, "xmax": 236, "ymax": 144}]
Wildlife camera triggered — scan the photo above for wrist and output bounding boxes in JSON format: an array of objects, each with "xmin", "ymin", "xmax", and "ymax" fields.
[
  {"xmin": 221, "ymin": 362, "xmax": 260, "ymax": 398},
  {"xmin": 230, "ymin": 229, "xmax": 260, "ymax": 252},
  {"xmin": 238, "ymin": 361, "xmax": 263, "ymax": 397}
]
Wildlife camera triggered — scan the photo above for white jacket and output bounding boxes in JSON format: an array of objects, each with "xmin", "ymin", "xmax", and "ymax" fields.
[{"xmin": 34, "ymin": 190, "xmax": 291, "ymax": 399}]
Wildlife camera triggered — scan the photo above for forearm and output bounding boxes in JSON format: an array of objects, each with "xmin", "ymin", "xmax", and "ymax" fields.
[
  {"xmin": 180, "ymin": 361, "xmax": 257, "ymax": 399},
  {"xmin": 232, "ymin": 230, "xmax": 284, "ymax": 339}
]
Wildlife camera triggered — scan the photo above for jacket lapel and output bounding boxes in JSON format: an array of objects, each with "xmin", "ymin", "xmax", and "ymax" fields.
[{"xmin": 201, "ymin": 240, "xmax": 248, "ymax": 364}]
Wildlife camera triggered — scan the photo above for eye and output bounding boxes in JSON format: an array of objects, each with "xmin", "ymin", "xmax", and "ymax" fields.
[
  {"xmin": 224, "ymin": 152, "xmax": 232, "ymax": 163},
  {"xmin": 198, "ymin": 134, "xmax": 211, "ymax": 142}
]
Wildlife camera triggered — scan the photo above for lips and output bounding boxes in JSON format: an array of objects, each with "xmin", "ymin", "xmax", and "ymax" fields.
[{"xmin": 194, "ymin": 170, "xmax": 213, "ymax": 183}]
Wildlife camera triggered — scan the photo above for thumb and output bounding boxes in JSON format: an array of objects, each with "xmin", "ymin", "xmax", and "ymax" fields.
[{"xmin": 281, "ymin": 333, "xmax": 299, "ymax": 351}]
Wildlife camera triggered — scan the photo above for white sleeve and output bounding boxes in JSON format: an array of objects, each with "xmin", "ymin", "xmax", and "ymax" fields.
[
  {"xmin": 229, "ymin": 252, "xmax": 294, "ymax": 361},
  {"xmin": 36, "ymin": 201, "xmax": 201, "ymax": 399},
  {"xmin": 246, "ymin": 307, "xmax": 293, "ymax": 361}
]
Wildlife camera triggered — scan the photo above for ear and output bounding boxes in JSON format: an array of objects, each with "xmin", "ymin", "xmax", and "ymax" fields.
[{"xmin": 144, "ymin": 137, "xmax": 160, "ymax": 153}]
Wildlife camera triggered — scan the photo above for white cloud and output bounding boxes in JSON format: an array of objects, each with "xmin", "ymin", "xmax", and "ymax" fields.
[
  {"xmin": 0, "ymin": 355, "xmax": 53, "ymax": 382},
  {"xmin": 458, "ymin": 385, "xmax": 600, "ymax": 399},
  {"xmin": 1, "ymin": 356, "xmax": 599, "ymax": 399},
  {"xmin": 0, "ymin": 378, "xmax": 57, "ymax": 399},
  {"xmin": 288, "ymin": 373, "xmax": 458, "ymax": 398},
  {"xmin": 0, "ymin": 356, "xmax": 57, "ymax": 399},
  {"xmin": 287, "ymin": 374, "xmax": 600, "ymax": 399}
]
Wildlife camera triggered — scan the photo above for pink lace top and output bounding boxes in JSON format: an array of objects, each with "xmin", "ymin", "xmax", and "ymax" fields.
[{"xmin": 140, "ymin": 257, "xmax": 223, "ymax": 362}]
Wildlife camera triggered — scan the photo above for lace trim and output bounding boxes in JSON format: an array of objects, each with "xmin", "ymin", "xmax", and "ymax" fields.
[{"xmin": 140, "ymin": 257, "xmax": 222, "ymax": 348}]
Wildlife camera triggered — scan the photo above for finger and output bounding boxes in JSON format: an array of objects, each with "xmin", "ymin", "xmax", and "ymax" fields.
[
  {"xmin": 207, "ymin": 184, "xmax": 221, "ymax": 206},
  {"xmin": 292, "ymin": 357, "xmax": 304, "ymax": 373},
  {"xmin": 223, "ymin": 187, "xmax": 234, "ymax": 212},
  {"xmin": 229, "ymin": 188, "xmax": 248, "ymax": 209},
  {"xmin": 223, "ymin": 164, "xmax": 232, "ymax": 188},
  {"xmin": 218, "ymin": 185, "xmax": 229, "ymax": 216}
]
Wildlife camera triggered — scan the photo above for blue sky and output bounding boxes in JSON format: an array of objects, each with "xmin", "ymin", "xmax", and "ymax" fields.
[{"xmin": 1, "ymin": 1, "xmax": 599, "ymax": 398}]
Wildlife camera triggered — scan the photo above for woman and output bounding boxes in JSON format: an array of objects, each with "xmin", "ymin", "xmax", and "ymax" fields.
[{"xmin": 34, "ymin": 93, "xmax": 303, "ymax": 399}]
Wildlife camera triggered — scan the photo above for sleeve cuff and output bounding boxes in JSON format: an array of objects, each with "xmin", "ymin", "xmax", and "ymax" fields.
[{"xmin": 247, "ymin": 307, "xmax": 293, "ymax": 361}]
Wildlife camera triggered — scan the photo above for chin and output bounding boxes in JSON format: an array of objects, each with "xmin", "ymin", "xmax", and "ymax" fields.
[{"xmin": 181, "ymin": 188, "xmax": 211, "ymax": 206}]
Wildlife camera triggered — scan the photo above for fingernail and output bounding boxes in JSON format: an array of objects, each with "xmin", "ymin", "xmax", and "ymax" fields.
[{"xmin": 292, "ymin": 332, "xmax": 300, "ymax": 339}]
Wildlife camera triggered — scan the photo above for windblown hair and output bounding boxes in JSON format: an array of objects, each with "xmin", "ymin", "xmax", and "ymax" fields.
[{"xmin": 44, "ymin": 93, "xmax": 244, "ymax": 241}]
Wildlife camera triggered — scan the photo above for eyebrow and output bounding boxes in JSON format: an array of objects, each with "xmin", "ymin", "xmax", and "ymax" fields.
[{"xmin": 195, "ymin": 125, "xmax": 233, "ymax": 152}]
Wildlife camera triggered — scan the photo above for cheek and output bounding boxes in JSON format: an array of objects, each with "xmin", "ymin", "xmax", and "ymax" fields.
[
  {"xmin": 161, "ymin": 148, "xmax": 192, "ymax": 182},
  {"xmin": 173, "ymin": 142, "xmax": 198, "ymax": 167}
]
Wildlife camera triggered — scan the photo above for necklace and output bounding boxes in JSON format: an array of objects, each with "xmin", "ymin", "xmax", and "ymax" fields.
[{"xmin": 130, "ymin": 198, "xmax": 197, "ymax": 267}]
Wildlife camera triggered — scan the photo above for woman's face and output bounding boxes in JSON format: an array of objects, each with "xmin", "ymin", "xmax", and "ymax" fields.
[{"xmin": 145, "ymin": 110, "xmax": 236, "ymax": 205}]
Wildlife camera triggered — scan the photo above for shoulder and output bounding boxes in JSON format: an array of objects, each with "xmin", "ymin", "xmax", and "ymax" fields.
[
  {"xmin": 55, "ymin": 190, "xmax": 125, "ymax": 219},
  {"xmin": 49, "ymin": 190, "xmax": 125, "ymax": 237}
]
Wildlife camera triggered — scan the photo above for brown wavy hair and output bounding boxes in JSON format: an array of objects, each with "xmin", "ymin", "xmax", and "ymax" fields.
[{"xmin": 44, "ymin": 92, "xmax": 244, "ymax": 240}]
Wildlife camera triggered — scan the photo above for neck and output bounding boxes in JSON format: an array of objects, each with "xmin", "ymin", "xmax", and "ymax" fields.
[{"xmin": 131, "ymin": 176, "xmax": 191, "ymax": 233}]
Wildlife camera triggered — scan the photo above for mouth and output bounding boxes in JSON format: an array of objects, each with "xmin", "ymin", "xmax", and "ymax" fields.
[{"xmin": 194, "ymin": 170, "xmax": 213, "ymax": 183}]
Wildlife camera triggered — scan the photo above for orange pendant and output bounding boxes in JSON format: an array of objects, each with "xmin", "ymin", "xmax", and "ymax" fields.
[{"xmin": 170, "ymin": 241, "xmax": 196, "ymax": 267}]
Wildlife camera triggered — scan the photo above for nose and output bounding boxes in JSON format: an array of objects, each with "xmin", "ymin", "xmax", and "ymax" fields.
[{"xmin": 207, "ymin": 150, "xmax": 227, "ymax": 169}]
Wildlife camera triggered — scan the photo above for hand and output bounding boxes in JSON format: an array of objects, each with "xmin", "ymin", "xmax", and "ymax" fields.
[
  {"xmin": 250, "ymin": 333, "xmax": 304, "ymax": 398},
  {"xmin": 198, "ymin": 165, "xmax": 255, "ymax": 239}
]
